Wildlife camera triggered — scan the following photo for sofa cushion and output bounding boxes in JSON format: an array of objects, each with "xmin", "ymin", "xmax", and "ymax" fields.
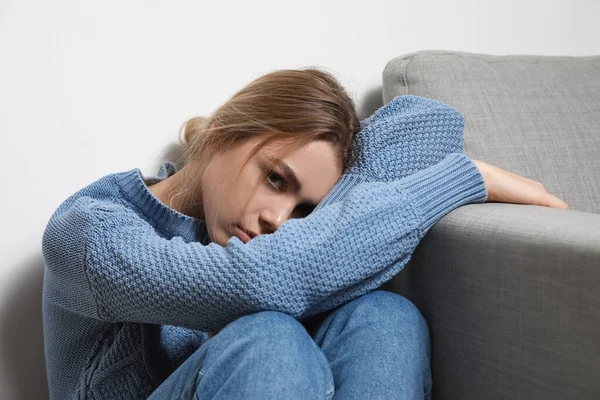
[{"xmin": 382, "ymin": 50, "xmax": 600, "ymax": 214}]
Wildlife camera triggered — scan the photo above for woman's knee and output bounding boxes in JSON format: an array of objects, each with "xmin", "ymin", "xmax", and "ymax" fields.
[
  {"xmin": 218, "ymin": 310, "xmax": 330, "ymax": 364},
  {"xmin": 224, "ymin": 310, "xmax": 311, "ymax": 343},
  {"xmin": 346, "ymin": 290, "xmax": 430, "ymax": 343},
  {"xmin": 204, "ymin": 311, "xmax": 334, "ymax": 396}
]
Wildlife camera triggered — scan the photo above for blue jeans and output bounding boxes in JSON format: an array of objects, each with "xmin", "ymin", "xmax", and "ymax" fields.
[{"xmin": 147, "ymin": 290, "xmax": 432, "ymax": 399}]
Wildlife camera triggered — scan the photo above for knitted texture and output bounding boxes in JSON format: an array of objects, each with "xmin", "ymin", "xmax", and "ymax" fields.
[
  {"xmin": 41, "ymin": 95, "xmax": 487, "ymax": 399},
  {"xmin": 351, "ymin": 95, "xmax": 464, "ymax": 180},
  {"xmin": 315, "ymin": 95, "xmax": 464, "ymax": 209}
]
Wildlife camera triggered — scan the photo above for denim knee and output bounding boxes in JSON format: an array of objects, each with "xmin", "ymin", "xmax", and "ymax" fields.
[
  {"xmin": 209, "ymin": 310, "xmax": 335, "ymax": 396},
  {"xmin": 351, "ymin": 290, "xmax": 427, "ymax": 324},
  {"xmin": 309, "ymin": 291, "xmax": 432, "ymax": 399},
  {"xmin": 343, "ymin": 290, "xmax": 430, "ymax": 356},
  {"xmin": 226, "ymin": 310, "xmax": 322, "ymax": 346}
]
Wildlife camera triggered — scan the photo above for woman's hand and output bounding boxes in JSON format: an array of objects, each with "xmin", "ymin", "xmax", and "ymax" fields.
[{"xmin": 472, "ymin": 160, "xmax": 569, "ymax": 209}]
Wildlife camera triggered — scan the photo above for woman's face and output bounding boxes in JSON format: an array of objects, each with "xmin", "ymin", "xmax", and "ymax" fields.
[{"xmin": 201, "ymin": 136, "xmax": 342, "ymax": 246}]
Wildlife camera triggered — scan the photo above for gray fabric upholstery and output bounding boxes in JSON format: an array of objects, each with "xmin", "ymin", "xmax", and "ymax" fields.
[
  {"xmin": 381, "ymin": 204, "xmax": 600, "ymax": 399},
  {"xmin": 380, "ymin": 51, "xmax": 600, "ymax": 399},
  {"xmin": 382, "ymin": 50, "xmax": 600, "ymax": 214}
]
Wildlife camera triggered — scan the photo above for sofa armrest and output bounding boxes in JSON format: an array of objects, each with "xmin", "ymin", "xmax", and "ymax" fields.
[{"xmin": 381, "ymin": 203, "xmax": 600, "ymax": 400}]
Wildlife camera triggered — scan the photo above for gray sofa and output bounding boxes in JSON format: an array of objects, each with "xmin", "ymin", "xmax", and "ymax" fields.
[{"xmin": 379, "ymin": 51, "xmax": 600, "ymax": 399}]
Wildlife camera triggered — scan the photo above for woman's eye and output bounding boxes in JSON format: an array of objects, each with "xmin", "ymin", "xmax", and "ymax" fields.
[{"xmin": 267, "ymin": 171, "xmax": 285, "ymax": 190}]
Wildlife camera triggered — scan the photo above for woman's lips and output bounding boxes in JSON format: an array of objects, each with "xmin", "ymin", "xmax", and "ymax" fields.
[{"xmin": 235, "ymin": 225, "xmax": 253, "ymax": 244}]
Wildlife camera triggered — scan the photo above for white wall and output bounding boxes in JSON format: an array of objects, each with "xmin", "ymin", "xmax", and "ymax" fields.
[{"xmin": 1, "ymin": 0, "xmax": 599, "ymax": 398}]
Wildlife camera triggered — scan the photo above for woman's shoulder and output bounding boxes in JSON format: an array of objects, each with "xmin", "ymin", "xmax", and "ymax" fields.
[
  {"xmin": 48, "ymin": 168, "xmax": 140, "ymax": 224},
  {"xmin": 45, "ymin": 161, "xmax": 191, "ymax": 242}
]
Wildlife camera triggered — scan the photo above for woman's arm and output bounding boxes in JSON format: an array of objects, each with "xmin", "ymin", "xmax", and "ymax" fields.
[{"xmin": 42, "ymin": 153, "xmax": 487, "ymax": 333}]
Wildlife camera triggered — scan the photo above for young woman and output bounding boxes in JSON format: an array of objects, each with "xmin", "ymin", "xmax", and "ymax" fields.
[{"xmin": 41, "ymin": 68, "xmax": 568, "ymax": 400}]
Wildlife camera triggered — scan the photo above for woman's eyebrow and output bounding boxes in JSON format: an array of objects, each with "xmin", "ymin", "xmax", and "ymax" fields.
[{"xmin": 265, "ymin": 156, "xmax": 302, "ymax": 193}]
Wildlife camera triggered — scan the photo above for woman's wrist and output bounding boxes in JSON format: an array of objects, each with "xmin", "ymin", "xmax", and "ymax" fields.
[{"xmin": 471, "ymin": 160, "xmax": 491, "ymax": 201}]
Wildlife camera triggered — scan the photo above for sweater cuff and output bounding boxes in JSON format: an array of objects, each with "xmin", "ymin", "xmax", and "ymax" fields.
[{"xmin": 398, "ymin": 153, "xmax": 488, "ymax": 236}]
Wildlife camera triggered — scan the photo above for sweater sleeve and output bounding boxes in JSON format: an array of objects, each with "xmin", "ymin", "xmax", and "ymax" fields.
[{"xmin": 42, "ymin": 153, "xmax": 486, "ymax": 332}]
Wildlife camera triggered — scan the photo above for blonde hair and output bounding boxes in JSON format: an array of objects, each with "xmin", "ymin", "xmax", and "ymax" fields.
[{"xmin": 172, "ymin": 67, "xmax": 361, "ymax": 212}]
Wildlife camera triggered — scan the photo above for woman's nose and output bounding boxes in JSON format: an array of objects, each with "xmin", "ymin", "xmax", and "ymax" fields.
[{"xmin": 259, "ymin": 202, "xmax": 296, "ymax": 233}]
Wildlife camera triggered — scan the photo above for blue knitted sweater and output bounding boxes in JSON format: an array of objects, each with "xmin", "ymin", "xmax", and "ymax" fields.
[{"xmin": 41, "ymin": 95, "xmax": 487, "ymax": 399}]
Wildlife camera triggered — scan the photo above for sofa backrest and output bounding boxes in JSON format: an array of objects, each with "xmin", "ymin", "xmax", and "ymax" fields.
[{"xmin": 382, "ymin": 50, "xmax": 600, "ymax": 214}]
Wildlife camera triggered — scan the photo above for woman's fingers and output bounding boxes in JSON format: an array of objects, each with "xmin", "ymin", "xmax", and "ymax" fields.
[
  {"xmin": 504, "ymin": 170, "xmax": 567, "ymax": 208},
  {"xmin": 545, "ymin": 193, "xmax": 569, "ymax": 209},
  {"xmin": 473, "ymin": 159, "xmax": 569, "ymax": 209}
]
